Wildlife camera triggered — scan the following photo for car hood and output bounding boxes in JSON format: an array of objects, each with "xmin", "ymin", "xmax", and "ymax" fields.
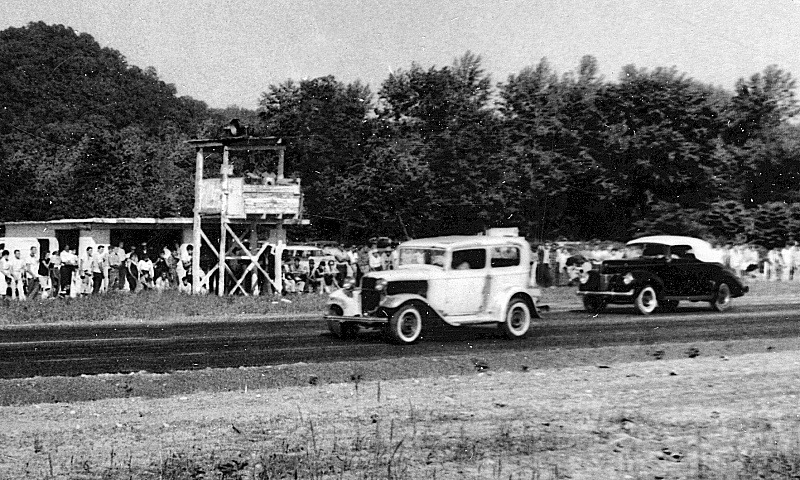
[{"xmin": 364, "ymin": 266, "xmax": 446, "ymax": 282}]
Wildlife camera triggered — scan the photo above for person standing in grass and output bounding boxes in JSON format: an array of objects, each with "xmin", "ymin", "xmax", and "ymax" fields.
[
  {"xmin": 107, "ymin": 244, "xmax": 124, "ymax": 291},
  {"xmin": 24, "ymin": 246, "xmax": 40, "ymax": 298},
  {"xmin": 49, "ymin": 250, "xmax": 61, "ymax": 295},
  {"xmin": 10, "ymin": 250, "xmax": 27, "ymax": 300},
  {"xmin": 59, "ymin": 246, "xmax": 78, "ymax": 297},
  {"xmin": 79, "ymin": 247, "xmax": 94, "ymax": 296},
  {"xmin": 0, "ymin": 249, "xmax": 10, "ymax": 298},
  {"xmin": 137, "ymin": 253, "xmax": 155, "ymax": 291},
  {"xmin": 126, "ymin": 253, "xmax": 139, "ymax": 293},
  {"xmin": 91, "ymin": 246, "xmax": 106, "ymax": 295}
]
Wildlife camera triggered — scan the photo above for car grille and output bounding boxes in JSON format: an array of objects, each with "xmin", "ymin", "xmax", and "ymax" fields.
[
  {"xmin": 582, "ymin": 272, "xmax": 614, "ymax": 291},
  {"xmin": 360, "ymin": 277, "xmax": 381, "ymax": 313}
]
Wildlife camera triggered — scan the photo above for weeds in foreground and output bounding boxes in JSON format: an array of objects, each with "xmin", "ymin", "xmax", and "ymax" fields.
[{"xmin": 9, "ymin": 380, "xmax": 800, "ymax": 480}]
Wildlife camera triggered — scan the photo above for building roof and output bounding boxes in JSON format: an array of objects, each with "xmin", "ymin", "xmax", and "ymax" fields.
[{"xmin": 3, "ymin": 217, "xmax": 193, "ymax": 226}]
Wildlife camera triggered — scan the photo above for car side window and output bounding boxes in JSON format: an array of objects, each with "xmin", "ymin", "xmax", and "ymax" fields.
[
  {"xmin": 491, "ymin": 246, "xmax": 520, "ymax": 268},
  {"xmin": 451, "ymin": 248, "xmax": 487, "ymax": 270}
]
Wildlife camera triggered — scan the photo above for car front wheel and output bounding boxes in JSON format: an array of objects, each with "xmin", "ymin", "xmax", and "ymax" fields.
[
  {"xmin": 710, "ymin": 283, "xmax": 732, "ymax": 312},
  {"xmin": 500, "ymin": 298, "xmax": 531, "ymax": 339},
  {"xmin": 634, "ymin": 285, "xmax": 658, "ymax": 315},
  {"xmin": 388, "ymin": 304, "xmax": 423, "ymax": 344},
  {"xmin": 582, "ymin": 296, "xmax": 607, "ymax": 314}
]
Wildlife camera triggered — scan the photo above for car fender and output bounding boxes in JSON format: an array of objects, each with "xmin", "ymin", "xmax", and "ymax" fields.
[
  {"xmin": 380, "ymin": 293, "xmax": 430, "ymax": 310},
  {"xmin": 490, "ymin": 287, "xmax": 541, "ymax": 322},
  {"xmin": 628, "ymin": 271, "xmax": 665, "ymax": 293},
  {"xmin": 327, "ymin": 289, "xmax": 362, "ymax": 317},
  {"xmin": 712, "ymin": 272, "xmax": 747, "ymax": 297}
]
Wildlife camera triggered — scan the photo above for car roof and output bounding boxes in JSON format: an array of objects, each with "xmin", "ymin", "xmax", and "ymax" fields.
[
  {"xmin": 400, "ymin": 235, "xmax": 528, "ymax": 249},
  {"xmin": 284, "ymin": 245, "xmax": 324, "ymax": 251},
  {"xmin": 627, "ymin": 236, "xmax": 712, "ymax": 249},
  {"xmin": 627, "ymin": 236, "xmax": 720, "ymax": 263}
]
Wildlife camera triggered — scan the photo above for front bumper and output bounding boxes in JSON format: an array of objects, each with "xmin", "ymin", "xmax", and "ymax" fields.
[
  {"xmin": 577, "ymin": 289, "xmax": 635, "ymax": 297},
  {"xmin": 325, "ymin": 315, "xmax": 388, "ymax": 325}
]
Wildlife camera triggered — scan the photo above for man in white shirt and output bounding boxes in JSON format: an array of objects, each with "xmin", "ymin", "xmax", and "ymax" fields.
[
  {"xmin": 91, "ymin": 246, "xmax": 106, "ymax": 295},
  {"xmin": 10, "ymin": 250, "xmax": 27, "ymax": 300},
  {"xmin": 0, "ymin": 249, "xmax": 11, "ymax": 298},
  {"xmin": 106, "ymin": 244, "xmax": 125, "ymax": 291},
  {"xmin": 59, "ymin": 246, "xmax": 78, "ymax": 296},
  {"xmin": 781, "ymin": 243, "xmax": 794, "ymax": 281},
  {"xmin": 78, "ymin": 247, "xmax": 94, "ymax": 296},
  {"xmin": 24, "ymin": 246, "xmax": 41, "ymax": 298},
  {"xmin": 138, "ymin": 255, "xmax": 155, "ymax": 289}
]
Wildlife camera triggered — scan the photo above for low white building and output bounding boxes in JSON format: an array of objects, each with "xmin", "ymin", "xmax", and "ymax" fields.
[{"xmin": 0, "ymin": 218, "xmax": 195, "ymax": 256}]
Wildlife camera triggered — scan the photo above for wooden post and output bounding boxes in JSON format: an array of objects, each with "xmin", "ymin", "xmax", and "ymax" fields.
[
  {"xmin": 218, "ymin": 146, "xmax": 230, "ymax": 296},
  {"xmin": 277, "ymin": 148, "xmax": 285, "ymax": 181},
  {"xmin": 250, "ymin": 221, "xmax": 259, "ymax": 294},
  {"xmin": 192, "ymin": 148, "xmax": 203, "ymax": 294}
]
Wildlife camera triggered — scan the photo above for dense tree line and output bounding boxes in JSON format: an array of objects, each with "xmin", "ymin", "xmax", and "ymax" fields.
[{"xmin": 2, "ymin": 23, "xmax": 799, "ymax": 246}]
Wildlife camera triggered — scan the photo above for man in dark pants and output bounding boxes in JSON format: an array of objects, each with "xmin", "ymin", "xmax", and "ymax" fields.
[{"xmin": 91, "ymin": 246, "xmax": 105, "ymax": 295}]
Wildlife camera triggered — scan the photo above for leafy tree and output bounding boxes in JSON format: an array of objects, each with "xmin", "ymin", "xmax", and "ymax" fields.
[
  {"xmin": 0, "ymin": 22, "xmax": 212, "ymax": 222},
  {"xmin": 721, "ymin": 66, "xmax": 800, "ymax": 205},
  {"xmin": 375, "ymin": 52, "xmax": 505, "ymax": 236}
]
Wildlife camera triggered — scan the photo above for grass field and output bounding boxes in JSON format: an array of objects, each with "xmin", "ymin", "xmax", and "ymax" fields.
[{"xmin": 0, "ymin": 290, "xmax": 329, "ymax": 326}]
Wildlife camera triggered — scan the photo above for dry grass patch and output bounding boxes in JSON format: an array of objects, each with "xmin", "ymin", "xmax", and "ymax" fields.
[{"xmin": 3, "ymin": 347, "xmax": 800, "ymax": 479}]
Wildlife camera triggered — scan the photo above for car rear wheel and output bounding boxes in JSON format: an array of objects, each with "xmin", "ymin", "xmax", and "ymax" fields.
[
  {"xmin": 500, "ymin": 298, "xmax": 531, "ymax": 339},
  {"xmin": 582, "ymin": 296, "xmax": 607, "ymax": 314},
  {"xmin": 634, "ymin": 285, "xmax": 658, "ymax": 315},
  {"xmin": 710, "ymin": 283, "xmax": 732, "ymax": 312},
  {"xmin": 388, "ymin": 304, "xmax": 423, "ymax": 344}
]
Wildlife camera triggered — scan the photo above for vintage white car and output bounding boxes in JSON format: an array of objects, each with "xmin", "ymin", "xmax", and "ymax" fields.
[{"xmin": 324, "ymin": 233, "xmax": 542, "ymax": 344}]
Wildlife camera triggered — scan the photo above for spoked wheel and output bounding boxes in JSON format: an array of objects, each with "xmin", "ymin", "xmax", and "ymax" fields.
[
  {"xmin": 634, "ymin": 285, "xmax": 658, "ymax": 315},
  {"xmin": 710, "ymin": 283, "xmax": 732, "ymax": 312},
  {"xmin": 388, "ymin": 304, "xmax": 423, "ymax": 344},
  {"xmin": 500, "ymin": 298, "xmax": 532, "ymax": 339}
]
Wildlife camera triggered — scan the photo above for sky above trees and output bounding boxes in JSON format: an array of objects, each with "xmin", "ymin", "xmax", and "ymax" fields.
[{"xmin": 2, "ymin": 0, "xmax": 799, "ymax": 109}]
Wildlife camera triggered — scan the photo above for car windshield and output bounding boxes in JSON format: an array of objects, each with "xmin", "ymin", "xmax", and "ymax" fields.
[
  {"xmin": 625, "ymin": 244, "xmax": 668, "ymax": 259},
  {"xmin": 283, "ymin": 248, "xmax": 323, "ymax": 260},
  {"xmin": 397, "ymin": 247, "xmax": 446, "ymax": 268}
]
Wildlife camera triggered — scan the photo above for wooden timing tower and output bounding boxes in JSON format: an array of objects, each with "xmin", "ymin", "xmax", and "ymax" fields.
[{"xmin": 187, "ymin": 135, "xmax": 308, "ymax": 295}]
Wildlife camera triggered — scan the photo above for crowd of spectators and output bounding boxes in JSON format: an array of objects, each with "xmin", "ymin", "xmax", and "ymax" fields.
[
  {"xmin": 279, "ymin": 241, "xmax": 398, "ymax": 295},
  {"xmin": 0, "ymin": 242, "xmax": 198, "ymax": 300},
  {"xmin": 6, "ymin": 236, "xmax": 800, "ymax": 301}
]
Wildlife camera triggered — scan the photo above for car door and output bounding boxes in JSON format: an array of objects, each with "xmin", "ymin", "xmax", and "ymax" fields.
[
  {"xmin": 488, "ymin": 245, "xmax": 524, "ymax": 301},
  {"xmin": 667, "ymin": 245, "xmax": 708, "ymax": 296},
  {"xmin": 443, "ymin": 248, "xmax": 487, "ymax": 315}
]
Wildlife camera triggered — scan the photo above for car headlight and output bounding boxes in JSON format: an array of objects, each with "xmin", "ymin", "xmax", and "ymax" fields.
[
  {"xmin": 623, "ymin": 273, "xmax": 634, "ymax": 285},
  {"xmin": 374, "ymin": 278, "xmax": 388, "ymax": 291},
  {"xmin": 579, "ymin": 272, "xmax": 590, "ymax": 284},
  {"xmin": 342, "ymin": 277, "xmax": 356, "ymax": 290}
]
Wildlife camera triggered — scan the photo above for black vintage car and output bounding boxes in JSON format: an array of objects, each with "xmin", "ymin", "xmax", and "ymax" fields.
[{"xmin": 577, "ymin": 236, "xmax": 749, "ymax": 314}]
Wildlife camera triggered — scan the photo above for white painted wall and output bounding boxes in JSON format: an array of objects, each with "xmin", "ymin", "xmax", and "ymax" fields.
[
  {"xmin": 77, "ymin": 228, "xmax": 111, "ymax": 255},
  {"xmin": 1, "ymin": 223, "xmax": 56, "ymax": 256}
]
